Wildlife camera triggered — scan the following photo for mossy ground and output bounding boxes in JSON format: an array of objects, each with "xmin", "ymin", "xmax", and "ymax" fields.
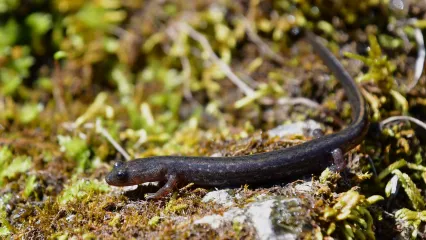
[{"xmin": 1, "ymin": 0, "xmax": 426, "ymax": 239}]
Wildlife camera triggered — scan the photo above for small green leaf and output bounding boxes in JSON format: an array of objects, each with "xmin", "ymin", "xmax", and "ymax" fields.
[{"xmin": 26, "ymin": 13, "xmax": 52, "ymax": 35}]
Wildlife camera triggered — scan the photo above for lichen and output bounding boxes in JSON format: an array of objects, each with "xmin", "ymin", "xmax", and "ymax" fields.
[{"xmin": 0, "ymin": 0, "xmax": 426, "ymax": 239}]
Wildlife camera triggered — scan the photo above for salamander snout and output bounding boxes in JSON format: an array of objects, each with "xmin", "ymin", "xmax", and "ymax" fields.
[
  {"xmin": 105, "ymin": 161, "xmax": 130, "ymax": 186},
  {"xmin": 105, "ymin": 158, "xmax": 168, "ymax": 187}
]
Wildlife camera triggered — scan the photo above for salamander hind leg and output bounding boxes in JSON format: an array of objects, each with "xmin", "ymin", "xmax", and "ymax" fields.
[
  {"xmin": 312, "ymin": 129, "xmax": 346, "ymax": 172},
  {"xmin": 145, "ymin": 174, "xmax": 178, "ymax": 200},
  {"xmin": 312, "ymin": 128, "xmax": 347, "ymax": 172},
  {"xmin": 331, "ymin": 148, "xmax": 345, "ymax": 172}
]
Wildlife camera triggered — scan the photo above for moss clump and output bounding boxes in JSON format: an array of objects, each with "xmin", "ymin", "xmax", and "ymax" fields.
[
  {"xmin": 0, "ymin": 0, "xmax": 426, "ymax": 239},
  {"xmin": 57, "ymin": 179, "xmax": 109, "ymax": 205},
  {"xmin": 0, "ymin": 147, "xmax": 32, "ymax": 187}
]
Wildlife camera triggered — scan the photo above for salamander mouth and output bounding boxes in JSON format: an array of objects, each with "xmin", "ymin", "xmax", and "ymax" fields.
[
  {"xmin": 105, "ymin": 173, "xmax": 126, "ymax": 186},
  {"xmin": 105, "ymin": 171, "xmax": 139, "ymax": 186},
  {"xmin": 105, "ymin": 173, "xmax": 115, "ymax": 185},
  {"xmin": 105, "ymin": 165, "xmax": 133, "ymax": 186}
]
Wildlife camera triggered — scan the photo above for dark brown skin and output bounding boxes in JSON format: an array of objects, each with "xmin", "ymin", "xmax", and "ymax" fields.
[{"xmin": 105, "ymin": 31, "xmax": 369, "ymax": 199}]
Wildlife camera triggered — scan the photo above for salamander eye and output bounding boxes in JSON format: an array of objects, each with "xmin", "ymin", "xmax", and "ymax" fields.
[
  {"xmin": 116, "ymin": 170, "xmax": 127, "ymax": 179},
  {"xmin": 113, "ymin": 161, "xmax": 124, "ymax": 169}
]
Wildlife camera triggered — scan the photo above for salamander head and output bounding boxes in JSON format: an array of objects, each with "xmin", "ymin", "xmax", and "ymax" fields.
[{"xmin": 105, "ymin": 160, "xmax": 166, "ymax": 186}]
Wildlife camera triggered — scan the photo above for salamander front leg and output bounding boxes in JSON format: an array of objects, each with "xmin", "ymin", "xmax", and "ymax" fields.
[{"xmin": 145, "ymin": 174, "xmax": 178, "ymax": 200}]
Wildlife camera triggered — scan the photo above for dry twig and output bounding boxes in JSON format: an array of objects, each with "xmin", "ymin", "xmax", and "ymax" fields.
[{"xmin": 178, "ymin": 22, "xmax": 255, "ymax": 97}]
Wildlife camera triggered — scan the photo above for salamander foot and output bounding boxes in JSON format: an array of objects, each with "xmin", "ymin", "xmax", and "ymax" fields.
[
  {"xmin": 145, "ymin": 174, "xmax": 178, "ymax": 200},
  {"xmin": 331, "ymin": 148, "xmax": 345, "ymax": 172}
]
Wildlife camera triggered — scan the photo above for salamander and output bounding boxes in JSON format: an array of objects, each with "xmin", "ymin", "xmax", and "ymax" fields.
[{"xmin": 105, "ymin": 31, "xmax": 369, "ymax": 199}]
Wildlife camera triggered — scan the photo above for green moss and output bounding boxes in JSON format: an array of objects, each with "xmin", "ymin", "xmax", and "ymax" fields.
[
  {"xmin": 74, "ymin": 92, "xmax": 108, "ymax": 127},
  {"xmin": 148, "ymin": 216, "xmax": 160, "ymax": 226},
  {"xmin": 53, "ymin": 50, "xmax": 68, "ymax": 60},
  {"xmin": 0, "ymin": 226, "xmax": 10, "ymax": 237},
  {"xmin": 26, "ymin": 12, "xmax": 52, "ymax": 54},
  {"xmin": 0, "ymin": 0, "xmax": 425, "ymax": 238},
  {"xmin": 0, "ymin": 19, "xmax": 18, "ymax": 49},
  {"xmin": 57, "ymin": 179, "xmax": 109, "ymax": 206},
  {"xmin": 0, "ymin": 152, "xmax": 31, "ymax": 186},
  {"xmin": 0, "ymin": 193, "xmax": 14, "ymax": 235},
  {"xmin": 391, "ymin": 170, "xmax": 424, "ymax": 211},
  {"xmin": 344, "ymin": 35, "xmax": 396, "ymax": 92},
  {"xmin": 0, "ymin": 0, "xmax": 19, "ymax": 13},
  {"xmin": 321, "ymin": 190, "xmax": 383, "ymax": 239},
  {"xmin": 23, "ymin": 175, "xmax": 37, "ymax": 199},
  {"xmin": 377, "ymin": 159, "xmax": 407, "ymax": 181},
  {"xmin": 0, "ymin": 43, "xmax": 34, "ymax": 96},
  {"xmin": 18, "ymin": 103, "xmax": 43, "ymax": 124},
  {"xmin": 58, "ymin": 136, "xmax": 91, "ymax": 172},
  {"xmin": 0, "ymin": 147, "xmax": 13, "ymax": 166},
  {"xmin": 108, "ymin": 213, "xmax": 121, "ymax": 227},
  {"xmin": 395, "ymin": 208, "xmax": 426, "ymax": 239}
]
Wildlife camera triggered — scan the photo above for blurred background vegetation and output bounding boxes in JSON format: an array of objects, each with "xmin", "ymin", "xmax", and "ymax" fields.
[{"xmin": 1, "ymin": 0, "xmax": 426, "ymax": 239}]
